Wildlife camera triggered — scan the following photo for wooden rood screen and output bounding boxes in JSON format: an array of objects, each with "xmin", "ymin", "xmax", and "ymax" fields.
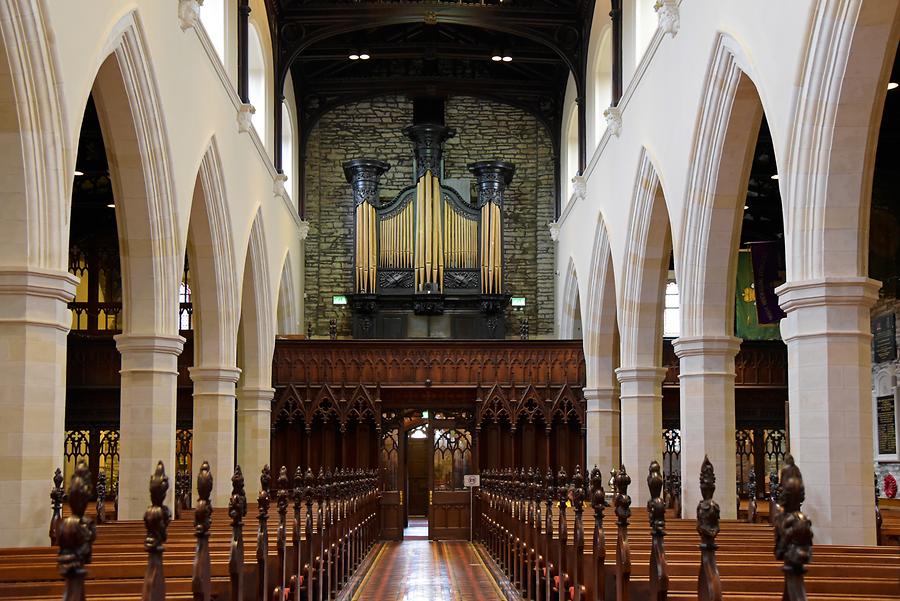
[{"xmin": 270, "ymin": 339, "xmax": 587, "ymax": 540}]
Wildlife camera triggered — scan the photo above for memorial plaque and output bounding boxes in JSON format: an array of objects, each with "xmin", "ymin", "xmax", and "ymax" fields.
[
  {"xmin": 877, "ymin": 394, "xmax": 897, "ymax": 456},
  {"xmin": 873, "ymin": 313, "xmax": 897, "ymax": 363}
]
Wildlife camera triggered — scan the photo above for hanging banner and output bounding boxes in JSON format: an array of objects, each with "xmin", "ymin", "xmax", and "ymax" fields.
[
  {"xmin": 749, "ymin": 241, "xmax": 787, "ymax": 324},
  {"xmin": 735, "ymin": 250, "xmax": 781, "ymax": 340}
]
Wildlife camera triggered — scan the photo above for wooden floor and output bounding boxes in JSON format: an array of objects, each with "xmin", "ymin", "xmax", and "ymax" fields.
[{"xmin": 352, "ymin": 539, "xmax": 504, "ymax": 600}]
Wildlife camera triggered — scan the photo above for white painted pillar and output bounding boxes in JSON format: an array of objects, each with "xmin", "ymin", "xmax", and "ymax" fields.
[
  {"xmin": 115, "ymin": 334, "xmax": 185, "ymax": 519},
  {"xmin": 190, "ymin": 365, "xmax": 241, "ymax": 505},
  {"xmin": 615, "ymin": 366, "xmax": 666, "ymax": 506},
  {"xmin": 673, "ymin": 336, "xmax": 740, "ymax": 519},
  {"xmin": 0, "ymin": 268, "xmax": 78, "ymax": 547},
  {"xmin": 237, "ymin": 386, "xmax": 274, "ymax": 476},
  {"xmin": 584, "ymin": 386, "xmax": 620, "ymax": 475},
  {"xmin": 777, "ymin": 277, "xmax": 880, "ymax": 545}
]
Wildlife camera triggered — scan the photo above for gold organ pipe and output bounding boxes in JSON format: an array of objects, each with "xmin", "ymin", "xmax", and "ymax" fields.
[
  {"xmin": 369, "ymin": 204, "xmax": 376, "ymax": 290},
  {"xmin": 355, "ymin": 204, "xmax": 360, "ymax": 292}
]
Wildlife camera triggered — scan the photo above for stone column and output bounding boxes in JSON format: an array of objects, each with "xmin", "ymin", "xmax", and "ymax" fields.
[
  {"xmin": 615, "ymin": 366, "xmax": 666, "ymax": 507},
  {"xmin": 190, "ymin": 366, "xmax": 241, "ymax": 505},
  {"xmin": 115, "ymin": 334, "xmax": 185, "ymax": 520},
  {"xmin": 0, "ymin": 267, "xmax": 78, "ymax": 547},
  {"xmin": 673, "ymin": 336, "xmax": 741, "ymax": 519},
  {"xmin": 584, "ymin": 387, "xmax": 620, "ymax": 474},
  {"xmin": 237, "ymin": 386, "xmax": 274, "ymax": 476},
  {"xmin": 777, "ymin": 277, "xmax": 880, "ymax": 545}
]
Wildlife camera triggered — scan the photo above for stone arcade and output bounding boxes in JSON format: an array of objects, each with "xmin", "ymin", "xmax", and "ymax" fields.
[{"xmin": 0, "ymin": 0, "xmax": 898, "ymax": 599}]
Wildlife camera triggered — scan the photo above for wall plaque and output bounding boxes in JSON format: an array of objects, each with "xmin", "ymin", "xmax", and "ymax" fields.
[
  {"xmin": 877, "ymin": 394, "xmax": 897, "ymax": 456},
  {"xmin": 873, "ymin": 313, "xmax": 897, "ymax": 364}
]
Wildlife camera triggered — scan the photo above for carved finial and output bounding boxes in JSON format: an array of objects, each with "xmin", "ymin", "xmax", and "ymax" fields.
[
  {"xmin": 614, "ymin": 464, "xmax": 632, "ymax": 524},
  {"xmin": 228, "ymin": 465, "xmax": 247, "ymax": 601},
  {"xmin": 195, "ymin": 461, "xmax": 213, "ymax": 534},
  {"xmin": 146, "ymin": 461, "xmax": 171, "ymax": 550},
  {"xmin": 774, "ymin": 456, "xmax": 812, "ymax": 600},
  {"xmin": 58, "ymin": 461, "xmax": 96, "ymax": 597},
  {"xmin": 573, "ymin": 466, "xmax": 585, "ymax": 509},
  {"xmin": 230, "ymin": 466, "xmax": 247, "ymax": 526},
  {"xmin": 258, "ymin": 464, "xmax": 271, "ymax": 517},
  {"xmin": 699, "ymin": 456, "xmax": 716, "ymax": 501},
  {"xmin": 277, "ymin": 466, "xmax": 290, "ymax": 513},
  {"xmin": 142, "ymin": 461, "xmax": 171, "ymax": 600},
  {"xmin": 696, "ymin": 456, "xmax": 720, "ymax": 540},
  {"xmin": 50, "ymin": 467, "xmax": 65, "ymax": 545},
  {"xmin": 193, "ymin": 461, "xmax": 213, "ymax": 601},
  {"xmin": 557, "ymin": 467, "xmax": 569, "ymax": 505},
  {"xmin": 590, "ymin": 466, "xmax": 607, "ymax": 513},
  {"xmin": 95, "ymin": 472, "xmax": 107, "ymax": 524},
  {"xmin": 647, "ymin": 461, "xmax": 665, "ymax": 533}
]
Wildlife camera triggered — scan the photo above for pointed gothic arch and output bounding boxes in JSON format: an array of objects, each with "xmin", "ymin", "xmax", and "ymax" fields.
[
  {"xmin": 678, "ymin": 34, "xmax": 765, "ymax": 339},
  {"xmin": 559, "ymin": 256, "xmax": 583, "ymax": 339},
  {"xmin": 187, "ymin": 137, "xmax": 239, "ymax": 367},
  {"xmin": 276, "ymin": 250, "xmax": 299, "ymax": 335}
]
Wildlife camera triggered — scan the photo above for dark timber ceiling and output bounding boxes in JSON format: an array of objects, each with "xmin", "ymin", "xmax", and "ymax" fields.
[{"xmin": 266, "ymin": 0, "xmax": 596, "ymax": 155}]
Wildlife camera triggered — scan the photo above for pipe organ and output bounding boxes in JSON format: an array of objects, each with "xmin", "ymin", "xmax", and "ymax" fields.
[{"xmin": 343, "ymin": 121, "xmax": 516, "ymax": 339}]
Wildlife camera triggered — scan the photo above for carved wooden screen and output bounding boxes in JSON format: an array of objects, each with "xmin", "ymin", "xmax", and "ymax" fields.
[
  {"xmin": 64, "ymin": 430, "xmax": 91, "ymax": 488},
  {"xmin": 433, "ymin": 428, "xmax": 472, "ymax": 491},
  {"xmin": 381, "ymin": 427, "xmax": 400, "ymax": 492},
  {"xmin": 735, "ymin": 429, "xmax": 754, "ymax": 498},
  {"xmin": 662, "ymin": 428, "xmax": 681, "ymax": 480},
  {"xmin": 176, "ymin": 428, "xmax": 192, "ymax": 478},
  {"xmin": 764, "ymin": 429, "xmax": 787, "ymax": 483},
  {"xmin": 97, "ymin": 429, "xmax": 119, "ymax": 497}
]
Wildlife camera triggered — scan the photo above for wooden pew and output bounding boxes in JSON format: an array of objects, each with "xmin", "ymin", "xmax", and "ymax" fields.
[
  {"xmin": 477, "ymin": 460, "xmax": 900, "ymax": 601},
  {"xmin": 0, "ymin": 463, "xmax": 381, "ymax": 601}
]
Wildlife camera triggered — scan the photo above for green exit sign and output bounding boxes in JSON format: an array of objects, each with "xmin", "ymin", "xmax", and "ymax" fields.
[
  {"xmin": 511, "ymin": 297, "xmax": 526, "ymax": 307},
  {"xmin": 332, "ymin": 295, "xmax": 348, "ymax": 306}
]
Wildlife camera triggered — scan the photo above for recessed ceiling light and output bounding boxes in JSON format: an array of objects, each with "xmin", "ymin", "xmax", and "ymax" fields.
[
  {"xmin": 491, "ymin": 53, "xmax": 502, "ymax": 62},
  {"xmin": 106, "ymin": 203, "xmax": 115, "ymax": 209},
  {"xmin": 770, "ymin": 174, "xmax": 779, "ymax": 180},
  {"xmin": 359, "ymin": 51, "xmax": 370, "ymax": 60},
  {"xmin": 502, "ymin": 55, "xmax": 512, "ymax": 62},
  {"xmin": 74, "ymin": 170, "xmax": 84, "ymax": 176},
  {"xmin": 744, "ymin": 205, "xmax": 749, "ymax": 210},
  {"xmin": 888, "ymin": 82, "xmax": 898, "ymax": 91},
  {"xmin": 349, "ymin": 51, "xmax": 359, "ymax": 60}
]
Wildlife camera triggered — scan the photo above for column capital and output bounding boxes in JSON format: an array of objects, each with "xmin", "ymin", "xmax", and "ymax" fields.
[
  {"xmin": 189, "ymin": 365, "xmax": 242, "ymax": 384},
  {"xmin": 583, "ymin": 387, "xmax": 619, "ymax": 412},
  {"xmin": 238, "ymin": 386, "xmax": 276, "ymax": 412},
  {"xmin": 615, "ymin": 366, "xmax": 667, "ymax": 384},
  {"xmin": 672, "ymin": 335, "xmax": 741, "ymax": 358},
  {"xmin": 115, "ymin": 333, "xmax": 186, "ymax": 356},
  {"xmin": 776, "ymin": 277, "xmax": 880, "ymax": 312},
  {"xmin": 0, "ymin": 266, "xmax": 79, "ymax": 301}
]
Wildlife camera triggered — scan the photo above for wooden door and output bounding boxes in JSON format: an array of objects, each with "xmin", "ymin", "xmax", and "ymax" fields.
[{"xmin": 428, "ymin": 420, "xmax": 474, "ymax": 540}]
